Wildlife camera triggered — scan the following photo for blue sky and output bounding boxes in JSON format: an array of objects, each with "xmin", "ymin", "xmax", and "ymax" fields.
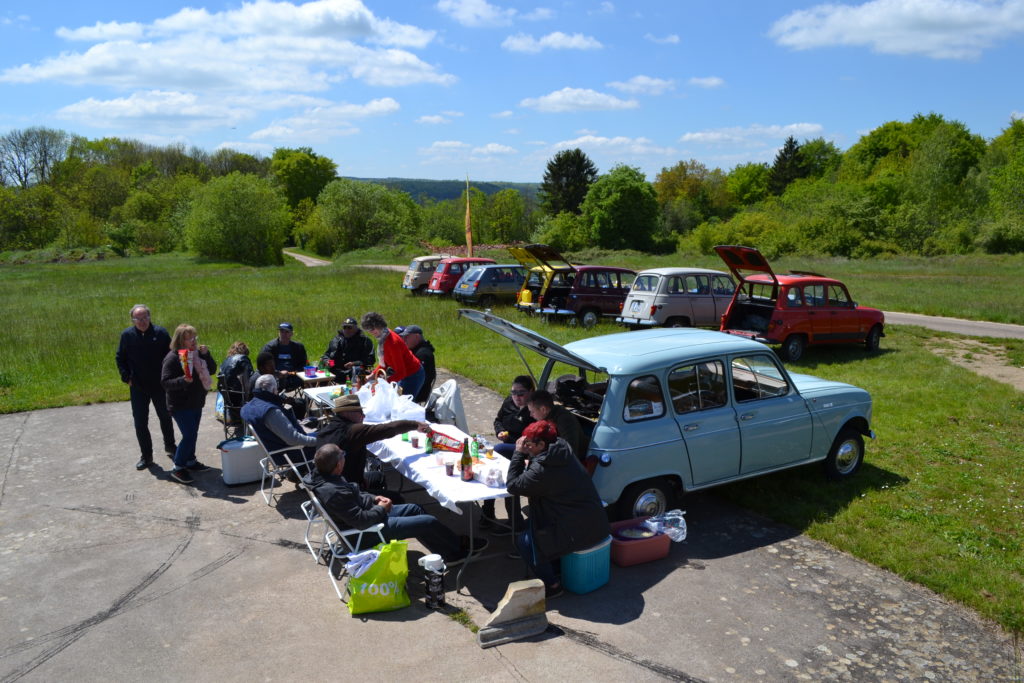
[{"xmin": 2, "ymin": 0, "xmax": 1022, "ymax": 182}]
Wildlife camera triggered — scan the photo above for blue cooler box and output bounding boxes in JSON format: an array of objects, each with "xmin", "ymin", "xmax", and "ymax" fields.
[{"xmin": 562, "ymin": 535, "xmax": 612, "ymax": 594}]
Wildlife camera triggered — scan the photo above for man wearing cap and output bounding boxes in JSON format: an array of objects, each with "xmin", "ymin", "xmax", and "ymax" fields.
[
  {"xmin": 398, "ymin": 325, "xmax": 436, "ymax": 404},
  {"xmin": 320, "ymin": 317, "xmax": 375, "ymax": 381},
  {"xmin": 262, "ymin": 323, "xmax": 307, "ymax": 392},
  {"xmin": 240, "ymin": 374, "xmax": 317, "ymax": 474},
  {"xmin": 116, "ymin": 304, "xmax": 177, "ymax": 471},
  {"xmin": 317, "ymin": 394, "xmax": 428, "ymax": 491}
]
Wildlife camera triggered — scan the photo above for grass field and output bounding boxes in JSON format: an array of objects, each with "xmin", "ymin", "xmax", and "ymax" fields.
[{"xmin": 0, "ymin": 250, "xmax": 1021, "ymax": 634}]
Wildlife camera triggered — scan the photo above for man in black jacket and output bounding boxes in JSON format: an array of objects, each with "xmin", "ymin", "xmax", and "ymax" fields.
[
  {"xmin": 305, "ymin": 444, "xmax": 486, "ymax": 563},
  {"xmin": 261, "ymin": 322, "xmax": 307, "ymax": 391},
  {"xmin": 115, "ymin": 304, "xmax": 176, "ymax": 471},
  {"xmin": 320, "ymin": 317, "xmax": 375, "ymax": 380},
  {"xmin": 527, "ymin": 390, "xmax": 585, "ymax": 462},
  {"xmin": 316, "ymin": 394, "xmax": 427, "ymax": 491},
  {"xmin": 397, "ymin": 325, "xmax": 435, "ymax": 403},
  {"xmin": 506, "ymin": 420, "xmax": 609, "ymax": 598}
]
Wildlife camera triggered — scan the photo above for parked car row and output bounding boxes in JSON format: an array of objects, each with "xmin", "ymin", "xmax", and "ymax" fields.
[{"xmin": 402, "ymin": 243, "xmax": 885, "ymax": 360}]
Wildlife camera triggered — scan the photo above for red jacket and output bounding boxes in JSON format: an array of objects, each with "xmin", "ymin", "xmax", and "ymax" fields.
[{"xmin": 374, "ymin": 329, "xmax": 421, "ymax": 382}]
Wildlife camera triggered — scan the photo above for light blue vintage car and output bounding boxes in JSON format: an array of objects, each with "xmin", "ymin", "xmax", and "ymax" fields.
[{"xmin": 460, "ymin": 309, "xmax": 875, "ymax": 519}]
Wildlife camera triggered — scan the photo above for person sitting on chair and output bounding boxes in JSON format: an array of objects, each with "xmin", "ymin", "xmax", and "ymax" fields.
[
  {"xmin": 305, "ymin": 444, "xmax": 487, "ymax": 564},
  {"xmin": 317, "ymin": 394, "xmax": 427, "ymax": 492},
  {"xmin": 250, "ymin": 350, "xmax": 306, "ymax": 421},
  {"xmin": 320, "ymin": 317, "xmax": 375, "ymax": 381},
  {"xmin": 261, "ymin": 322, "xmax": 307, "ymax": 391},
  {"xmin": 240, "ymin": 374, "xmax": 317, "ymax": 478},
  {"xmin": 506, "ymin": 420, "xmax": 609, "ymax": 598},
  {"xmin": 527, "ymin": 390, "xmax": 585, "ymax": 462},
  {"xmin": 480, "ymin": 374, "xmax": 535, "ymax": 533}
]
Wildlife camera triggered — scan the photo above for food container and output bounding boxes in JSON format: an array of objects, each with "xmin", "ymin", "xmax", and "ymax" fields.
[
  {"xmin": 303, "ymin": 365, "xmax": 317, "ymax": 378},
  {"xmin": 609, "ymin": 517, "xmax": 671, "ymax": 567}
]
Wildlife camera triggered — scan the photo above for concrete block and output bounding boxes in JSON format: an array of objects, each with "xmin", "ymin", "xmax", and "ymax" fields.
[{"xmin": 477, "ymin": 579, "xmax": 548, "ymax": 648}]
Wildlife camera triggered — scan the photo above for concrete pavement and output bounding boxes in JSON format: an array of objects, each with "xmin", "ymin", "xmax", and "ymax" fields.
[{"xmin": 0, "ymin": 370, "xmax": 1019, "ymax": 682}]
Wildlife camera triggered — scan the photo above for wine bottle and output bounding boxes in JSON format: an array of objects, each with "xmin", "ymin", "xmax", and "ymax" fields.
[{"xmin": 460, "ymin": 438, "xmax": 474, "ymax": 482}]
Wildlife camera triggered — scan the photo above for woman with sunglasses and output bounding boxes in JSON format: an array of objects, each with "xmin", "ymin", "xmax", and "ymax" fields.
[
  {"xmin": 506, "ymin": 420, "xmax": 609, "ymax": 598},
  {"xmin": 480, "ymin": 375, "xmax": 535, "ymax": 533}
]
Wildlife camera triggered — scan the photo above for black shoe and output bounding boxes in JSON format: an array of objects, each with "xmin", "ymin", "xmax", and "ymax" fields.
[
  {"xmin": 187, "ymin": 461, "xmax": 211, "ymax": 472},
  {"xmin": 165, "ymin": 447, "xmax": 177, "ymax": 459},
  {"xmin": 136, "ymin": 457, "xmax": 153, "ymax": 471},
  {"xmin": 545, "ymin": 583, "xmax": 564, "ymax": 599},
  {"xmin": 170, "ymin": 469, "xmax": 194, "ymax": 484}
]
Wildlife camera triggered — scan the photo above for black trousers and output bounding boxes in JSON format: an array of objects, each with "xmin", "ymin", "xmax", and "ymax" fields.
[{"xmin": 129, "ymin": 383, "xmax": 176, "ymax": 460}]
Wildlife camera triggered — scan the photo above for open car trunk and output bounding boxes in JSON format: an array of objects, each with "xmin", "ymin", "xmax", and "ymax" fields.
[{"xmin": 714, "ymin": 245, "xmax": 780, "ymax": 336}]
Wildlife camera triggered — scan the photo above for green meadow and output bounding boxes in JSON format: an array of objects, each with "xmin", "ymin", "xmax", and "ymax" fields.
[{"xmin": 0, "ymin": 250, "xmax": 1021, "ymax": 634}]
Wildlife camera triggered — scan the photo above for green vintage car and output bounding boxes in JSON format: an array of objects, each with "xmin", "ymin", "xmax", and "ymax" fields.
[{"xmin": 460, "ymin": 309, "xmax": 875, "ymax": 519}]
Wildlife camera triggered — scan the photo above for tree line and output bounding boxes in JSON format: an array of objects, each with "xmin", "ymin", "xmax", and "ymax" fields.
[{"xmin": 1, "ymin": 112, "xmax": 1021, "ymax": 266}]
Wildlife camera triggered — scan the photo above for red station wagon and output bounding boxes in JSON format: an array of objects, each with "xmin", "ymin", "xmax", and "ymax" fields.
[
  {"xmin": 426, "ymin": 257, "xmax": 496, "ymax": 295},
  {"xmin": 715, "ymin": 245, "xmax": 885, "ymax": 362}
]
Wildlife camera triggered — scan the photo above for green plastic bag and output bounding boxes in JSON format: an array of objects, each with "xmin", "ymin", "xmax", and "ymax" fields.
[{"xmin": 347, "ymin": 540, "xmax": 411, "ymax": 615}]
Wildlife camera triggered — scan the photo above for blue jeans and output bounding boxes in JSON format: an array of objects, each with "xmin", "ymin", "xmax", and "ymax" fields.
[
  {"xmin": 170, "ymin": 408, "xmax": 202, "ymax": 470},
  {"xmin": 514, "ymin": 528, "xmax": 560, "ymax": 588},
  {"xmin": 130, "ymin": 384, "xmax": 176, "ymax": 459},
  {"xmin": 382, "ymin": 503, "xmax": 461, "ymax": 560},
  {"xmin": 398, "ymin": 365, "xmax": 425, "ymax": 402}
]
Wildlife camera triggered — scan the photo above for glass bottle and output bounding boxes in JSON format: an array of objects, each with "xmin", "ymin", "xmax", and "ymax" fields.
[{"xmin": 460, "ymin": 438, "xmax": 474, "ymax": 482}]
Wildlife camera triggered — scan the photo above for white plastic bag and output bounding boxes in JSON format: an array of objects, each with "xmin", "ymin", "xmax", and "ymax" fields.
[
  {"xmin": 360, "ymin": 379, "xmax": 394, "ymax": 422},
  {"xmin": 391, "ymin": 394, "xmax": 426, "ymax": 421},
  {"xmin": 643, "ymin": 509, "xmax": 687, "ymax": 542}
]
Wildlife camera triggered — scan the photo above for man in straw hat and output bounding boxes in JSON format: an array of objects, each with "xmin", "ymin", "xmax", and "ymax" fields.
[{"xmin": 316, "ymin": 394, "xmax": 427, "ymax": 491}]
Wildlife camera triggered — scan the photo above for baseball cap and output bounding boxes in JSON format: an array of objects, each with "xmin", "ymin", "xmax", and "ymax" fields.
[
  {"xmin": 400, "ymin": 325, "xmax": 423, "ymax": 336},
  {"xmin": 342, "ymin": 317, "xmax": 358, "ymax": 327},
  {"xmin": 278, "ymin": 322, "xmax": 293, "ymax": 331}
]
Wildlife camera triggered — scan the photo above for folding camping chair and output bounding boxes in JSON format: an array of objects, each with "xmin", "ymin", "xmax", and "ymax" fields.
[
  {"xmin": 306, "ymin": 492, "xmax": 386, "ymax": 600},
  {"xmin": 249, "ymin": 428, "xmax": 316, "ymax": 505}
]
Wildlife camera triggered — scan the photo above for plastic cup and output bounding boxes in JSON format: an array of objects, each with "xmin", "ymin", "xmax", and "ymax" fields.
[
  {"xmin": 444, "ymin": 462, "xmax": 454, "ymax": 476},
  {"xmin": 410, "ymin": 435, "xmax": 420, "ymax": 448}
]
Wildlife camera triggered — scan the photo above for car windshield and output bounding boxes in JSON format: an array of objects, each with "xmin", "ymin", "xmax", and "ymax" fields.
[{"xmin": 633, "ymin": 274, "xmax": 658, "ymax": 292}]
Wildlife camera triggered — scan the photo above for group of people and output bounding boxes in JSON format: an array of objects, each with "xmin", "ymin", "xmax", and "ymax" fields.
[{"xmin": 116, "ymin": 305, "xmax": 605, "ymax": 597}]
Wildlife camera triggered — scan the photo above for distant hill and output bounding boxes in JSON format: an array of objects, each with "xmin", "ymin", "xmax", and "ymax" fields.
[{"xmin": 345, "ymin": 177, "xmax": 541, "ymax": 204}]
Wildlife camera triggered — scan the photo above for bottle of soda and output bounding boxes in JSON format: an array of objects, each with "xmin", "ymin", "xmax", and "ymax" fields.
[
  {"xmin": 424, "ymin": 430, "xmax": 434, "ymax": 454},
  {"xmin": 460, "ymin": 438, "xmax": 474, "ymax": 482},
  {"xmin": 469, "ymin": 434, "xmax": 479, "ymax": 463}
]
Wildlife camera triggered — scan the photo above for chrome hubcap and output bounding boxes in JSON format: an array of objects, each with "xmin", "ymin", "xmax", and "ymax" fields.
[
  {"xmin": 835, "ymin": 439, "xmax": 861, "ymax": 474},
  {"xmin": 633, "ymin": 489, "xmax": 666, "ymax": 517}
]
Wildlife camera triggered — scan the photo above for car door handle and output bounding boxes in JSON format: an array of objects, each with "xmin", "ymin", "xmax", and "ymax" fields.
[
  {"xmin": 739, "ymin": 413, "xmax": 755, "ymax": 421},
  {"xmin": 682, "ymin": 423, "xmax": 699, "ymax": 432}
]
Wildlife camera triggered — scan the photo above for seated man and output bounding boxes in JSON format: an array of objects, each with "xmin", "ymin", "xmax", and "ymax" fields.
[
  {"xmin": 506, "ymin": 420, "xmax": 609, "ymax": 598},
  {"xmin": 320, "ymin": 317, "xmax": 375, "ymax": 381},
  {"xmin": 316, "ymin": 394, "xmax": 427, "ymax": 492},
  {"xmin": 527, "ymin": 390, "xmax": 585, "ymax": 463},
  {"xmin": 261, "ymin": 322, "xmax": 307, "ymax": 391},
  {"xmin": 306, "ymin": 444, "xmax": 487, "ymax": 564},
  {"xmin": 240, "ymin": 374, "xmax": 317, "ymax": 475}
]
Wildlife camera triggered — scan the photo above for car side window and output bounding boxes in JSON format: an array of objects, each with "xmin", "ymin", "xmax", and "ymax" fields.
[
  {"xmin": 785, "ymin": 287, "xmax": 803, "ymax": 307},
  {"xmin": 595, "ymin": 272, "xmax": 611, "ymax": 288},
  {"xmin": 829, "ymin": 285, "xmax": 851, "ymax": 307},
  {"xmin": 684, "ymin": 275, "xmax": 710, "ymax": 295},
  {"xmin": 623, "ymin": 374, "xmax": 666, "ymax": 421},
  {"xmin": 668, "ymin": 360, "xmax": 726, "ymax": 414},
  {"xmin": 805, "ymin": 284, "xmax": 826, "ymax": 307},
  {"xmin": 731, "ymin": 355, "xmax": 790, "ymax": 402},
  {"xmin": 667, "ymin": 276, "xmax": 684, "ymax": 295},
  {"xmin": 712, "ymin": 275, "xmax": 735, "ymax": 296}
]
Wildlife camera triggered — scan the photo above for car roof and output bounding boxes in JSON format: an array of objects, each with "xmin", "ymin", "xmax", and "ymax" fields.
[
  {"xmin": 747, "ymin": 273, "xmax": 845, "ymax": 287},
  {"xmin": 441, "ymin": 257, "xmax": 496, "ymax": 264},
  {"xmin": 564, "ymin": 328, "xmax": 769, "ymax": 375},
  {"xmin": 468, "ymin": 263, "xmax": 524, "ymax": 270},
  {"xmin": 412, "ymin": 254, "xmax": 444, "ymax": 262},
  {"xmin": 634, "ymin": 267, "xmax": 729, "ymax": 277},
  {"xmin": 574, "ymin": 265, "xmax": 636, "ymax": 274}
]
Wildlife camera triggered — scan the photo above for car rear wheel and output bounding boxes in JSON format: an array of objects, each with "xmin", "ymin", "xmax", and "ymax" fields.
[
  {"xmin": 580, "ymin": 309, "xmax": 600, "ymax": 328},
  {"xmin": 824, "ymin": 427, "xmax": 864, "ymax": 480},
  {"xmin": 615, "ymin": 478, "xmax": 677, "ymax": 520},
  {"xmin": 780, "ymin": 334, "xmax": 806, "ymax": 362},
  {"xmin": 412, "ymin": 285, "xmax": 427, "ymax": 296},
  {"xmin": 478, "ymin": 294, "xmax": 495, "ymax": 308},
  {"xmin": 865, "ymin": 325, "xmax": 882, "ymax": 352},
  {"xmin": 665, "ymin": 317, "xmax": 691, "ymax": 328}
]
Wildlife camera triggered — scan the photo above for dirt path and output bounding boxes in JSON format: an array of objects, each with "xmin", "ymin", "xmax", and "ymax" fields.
[{"xmin": 282, "ymin": 249, "xmax": 331, "ymax": 267}]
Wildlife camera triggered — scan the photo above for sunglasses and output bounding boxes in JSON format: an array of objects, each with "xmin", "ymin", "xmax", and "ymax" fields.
[{"xmin": 510, "ymin": 390, "xmax": 529, "ymax": 396}]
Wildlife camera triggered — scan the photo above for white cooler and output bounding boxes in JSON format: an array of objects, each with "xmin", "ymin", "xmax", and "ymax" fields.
[{"xmin": 219, "ymin": 437, "xmax": 264, "ymax": 485}]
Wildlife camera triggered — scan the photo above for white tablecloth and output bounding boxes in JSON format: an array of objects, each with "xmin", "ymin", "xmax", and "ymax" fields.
[
  {"xmin": 368, "ymin": 426, "xmax": 510, "ymax": 514},
  {"xmin": 302, "ymin": 385, "xmax": 342, "ymax": 410}
]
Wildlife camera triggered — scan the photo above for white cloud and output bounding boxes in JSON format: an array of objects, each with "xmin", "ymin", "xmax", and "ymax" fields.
[
  {"xmin": 436, "ymin": 0, "xmax": 516, "ymax": 27},
  {"xmin": 492, "ymin": 110, "xmax": 514, "ymax": 118},
  {"xmin": 679, "ymin": 123, "xmax": 823, "ymax": 145},
  {"xmin": 607, "ymin": 75, "xmax": 675, "ymax": 95},
  {"xmin": 417, "ymin": 114, "xmax": 450, "ymax": 124},
  {"xmin": 215, "ymin": 140, "xmax": 274, "ymax": 154},
  {"xmin": 423, "ymin": 140, "xmax": 471, "ymax": 151},
  {"xmin": 441, "ymin": 110, "xmax": 464, "ymax": 117},
  {"xmin": 594, "ymin": 2, "xmax": 615, "ymax": 14},
  {"xmin": 472, "ymin": 142, "xmax": 516, "ymax": 155},
  {"xmin": 57, "ymin": 20, "xmax": 144, "ymax": 41},
  {"xmin": 502, "ymin": 31, "xmax": 602, "ymax": 52},
  {"xmin": 551, "ymin": 134, "xmax": 676, "ymax": 157},
  {"xmin": 520, "ymin": 87, "xmax": 638, "ymax": 112},
  {"xmin": 250, "ymin": 97, "xmax": 399, "ymax": 141},
  {"xmin": 688, "ymin": 76, "xmax": 724, "ymax": 89},
  {"xmin": 769, "ymin": 0, "xmax": 1024, "ymax": 60},
  {"xmin": 644, "ymin": 33, "xmax": 680, "ymax": 44},
  {"xmin": 504, "ymin": 128, "xmax": 520, "ymax": 134},
  {"xmin": 522, "ymin": 8, "xmax": 554, "ymax": 21},
  {"xmin": 55, "ymin": 90, "xmax": 246, "ymax": 131}
]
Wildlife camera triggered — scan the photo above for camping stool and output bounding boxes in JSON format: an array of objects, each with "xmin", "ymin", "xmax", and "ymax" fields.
[{"xmin": 561, "ymin": 535, "xmax": 612, "ymax": 594}]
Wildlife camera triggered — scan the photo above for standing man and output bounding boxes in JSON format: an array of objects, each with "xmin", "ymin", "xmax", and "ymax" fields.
[
  {"xmin": 398, "ymin": 325, "xmax": 435, "ymax": 403},
  {"xmin": 320, "ymin": 317, "xmax": 375, "ymax": 380},
  {"xmin": 261, "ymin": 322, "xmax": 307, "ymax": 391},
  {"xmin": 115, "ymin": 304, "xmax": 176, "ymax": 471}
]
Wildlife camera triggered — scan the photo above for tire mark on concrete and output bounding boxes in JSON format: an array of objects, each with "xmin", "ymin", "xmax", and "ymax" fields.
[
  {"xmin": 548, "ymin": 622, "xmax": 706, "ymax": 682},
  {"xmin": 0, "ymin": 413, "xmax": 29, "ymax": 510},
  {"xmin": 0, "ymin": 532, "xmax": 194, "ymax": 681}
]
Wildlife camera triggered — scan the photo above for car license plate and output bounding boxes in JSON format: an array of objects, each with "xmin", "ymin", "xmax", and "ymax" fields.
[{"xmin": 630, "ymin": 300, "xmax": 640, "ymax": 312}]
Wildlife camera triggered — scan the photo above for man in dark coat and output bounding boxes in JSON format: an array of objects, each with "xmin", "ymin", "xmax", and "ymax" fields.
[
  {"xmin": 397, "ymin": 325, "xmax": 435, "ymax": 403},
  {"xmin": 506, "ymin": 420, "xmax": 609, "ymax": 598},
  {"xmin": 316, "ymin": 394, "xmax": 427, "ymax": 491},
  {"xmin": 527, "ymin": 390, "xmax": 585, "ymax": 462},
  {"xmin": 115, "ymin": 304, "xmax": 176, "ymax": 471},
  {"xmin": 240, "ymin": 374, "xmax": 317, "ymax": 473},
  {"xmin": 261, "ymin": 322, "xmax": 307, "ymax": 391},
  {"xmin": 305, "ymin": 444, "xmax": 486, "ymax": 563},
  {"xmin": 320, "ymin": 317, "xmax": 375, "ymax": 380}
]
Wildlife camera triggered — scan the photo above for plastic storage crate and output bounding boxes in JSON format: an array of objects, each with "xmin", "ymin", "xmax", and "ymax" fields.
[
  {"xmin": 562, "ymin": 535, "xmax": 612, "ymax": 594},
  {"xmin": 610, "ymin": 518, "xmax": 671, "ymax": 567}
]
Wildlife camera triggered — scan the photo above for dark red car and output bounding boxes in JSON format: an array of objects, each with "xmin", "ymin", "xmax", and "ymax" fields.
[{"xmin": 715, "ymin": 245, "xmax": 885, "ymax": 361}]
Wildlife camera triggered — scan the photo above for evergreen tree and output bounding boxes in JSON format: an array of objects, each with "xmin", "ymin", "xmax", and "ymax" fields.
[
  {"xmin": 538, "ymin": 148, "xmax": 598, "ymax": 216},
  {"xmin": 768, "ymin": 136, "xmax": 804, "ymax": 195}
]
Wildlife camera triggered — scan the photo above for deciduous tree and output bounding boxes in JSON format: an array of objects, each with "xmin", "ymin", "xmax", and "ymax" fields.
[
  {"xmin": 270, "ymin": 147, "xmax": 337, "ymax": 209},
  {"xmin": 580, "ymin": 165, "xmax": 659, "ymax": 250}
]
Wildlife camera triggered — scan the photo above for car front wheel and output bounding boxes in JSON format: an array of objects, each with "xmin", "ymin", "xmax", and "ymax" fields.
[
  {"xmin": 580, "ymin": 309, "xmax": 600, "ymax": 328},
  {"xmin": 865, "ymin": 325, "xmax": 882, "ymax": 352},
  {"xmin": 824, "ymin": 427, "xmax": 864, "ymax": 480},
  {"xmin": 780, "ymin": 334, "xmax": 806, "ymax": 362},
  {"xmin": 615, "ymin": 478, "xmax": 676, "ymax": 520}
]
